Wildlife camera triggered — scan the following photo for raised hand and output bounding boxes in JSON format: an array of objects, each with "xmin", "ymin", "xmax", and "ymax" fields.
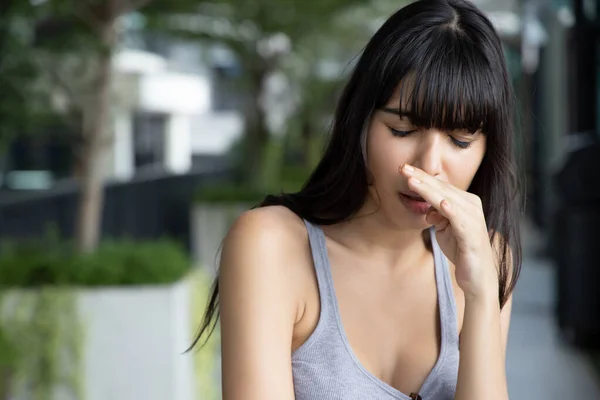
[{"xmin": 399, "ymin": 163, "xmax": 499, "ymax": 302}]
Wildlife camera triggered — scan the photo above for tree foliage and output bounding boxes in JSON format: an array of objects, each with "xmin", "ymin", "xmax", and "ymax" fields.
[
  {"xmin": 142, "ymin": 0, "xmax": 375, "ymax": 184},
  {"xmin": 0, "ymin": 0, "xmax": 55, "ymax": 152}
]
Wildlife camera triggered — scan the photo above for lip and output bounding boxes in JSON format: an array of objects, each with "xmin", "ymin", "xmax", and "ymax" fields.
[
  {"xmin": 398, "ymin": 192, "xmax": 432, "ymax": 215},
  {"xmin": 403, "ymin": 190, "xmax": 425, "ymax": 201}
]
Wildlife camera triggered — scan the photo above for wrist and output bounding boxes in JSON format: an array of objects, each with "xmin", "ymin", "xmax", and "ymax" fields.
[
  {"xmin": 463, "ymin": 265, "xmax": 500, "ymax": 307},
  {"xmin": 464, "ymin": 284, "xmax": 500, "ymax": 310}
]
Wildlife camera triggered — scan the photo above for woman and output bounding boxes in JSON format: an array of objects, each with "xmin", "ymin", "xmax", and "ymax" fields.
[{"xmin": 191, "ymin": 0, "xmax": 522, "ymax": 399}]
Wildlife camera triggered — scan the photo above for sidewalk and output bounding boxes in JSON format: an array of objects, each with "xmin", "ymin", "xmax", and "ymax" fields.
[{"xmin": 506, "ymin": 221, "xmax": 600, "ymax": 399}]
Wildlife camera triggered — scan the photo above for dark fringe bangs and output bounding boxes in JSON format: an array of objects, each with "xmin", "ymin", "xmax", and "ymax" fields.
[{"xmin": 389, "ymin": 28, "xmax": 502, "ymax": 135}]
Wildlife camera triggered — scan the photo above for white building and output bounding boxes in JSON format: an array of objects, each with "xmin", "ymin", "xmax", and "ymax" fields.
[{"xmin": 106, "ymin": 39, "xmax": 244, "ymax": 182}]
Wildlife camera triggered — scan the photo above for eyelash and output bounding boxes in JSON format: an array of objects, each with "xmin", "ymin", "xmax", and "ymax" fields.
[{"xmin": 389, "ymin": 128, "xmax": 472, "ymax": 149}]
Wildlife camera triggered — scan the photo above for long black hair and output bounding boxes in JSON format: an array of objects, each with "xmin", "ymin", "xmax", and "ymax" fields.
[{"xmin": 189, "ymin": 0, "xmax": 523, "ymax": 350}]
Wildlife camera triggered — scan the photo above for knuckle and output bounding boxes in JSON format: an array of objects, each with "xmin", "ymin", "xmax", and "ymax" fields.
[{"xmin": 468, "ymin": 193, "xmax": 483, "ymax": 207}]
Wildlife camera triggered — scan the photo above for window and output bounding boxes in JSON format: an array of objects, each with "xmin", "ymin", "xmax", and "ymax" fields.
[
  {"xmin": 133, "ymin": 112, "xmax": 167, "ymax": 171},
  {"xmin": 211, "ymin": 64, "xmax": 243, "ymax": 111}
]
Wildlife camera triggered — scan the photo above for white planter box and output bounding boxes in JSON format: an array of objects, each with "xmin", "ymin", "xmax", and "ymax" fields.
[
  {"xmin": 78, "ymin": 280, "xmax": 194, "ymax": 400},
  {"xmin": 190, "ymin": 203, "xmax": 249, "ymax": 272},
  {"xmin": 2, "ymin": 280, "xmax": 195, "ymax": 400}
]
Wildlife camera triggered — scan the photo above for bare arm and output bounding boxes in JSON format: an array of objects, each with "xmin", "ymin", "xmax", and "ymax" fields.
[
  {"xmin": 455, "ymin": 234, "xmax": 514, "ymax": 400},
  {"xmin": 219, "ymin": 210, "xmax": 300, "ymax": 400},
  {"xmin": 454, "ymin": 292, "xmax": 512, "ymax": 400}
]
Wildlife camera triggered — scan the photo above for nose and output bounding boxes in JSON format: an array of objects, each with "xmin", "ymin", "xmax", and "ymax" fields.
[{"xmin": 411, "ymin": 130, "xmax": 444, "ymax": 179}]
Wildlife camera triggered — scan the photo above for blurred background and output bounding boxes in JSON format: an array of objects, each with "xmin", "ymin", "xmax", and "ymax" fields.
[{"xmin": 0, "ymin": 0, "xmax": 599, "ymax": 399}]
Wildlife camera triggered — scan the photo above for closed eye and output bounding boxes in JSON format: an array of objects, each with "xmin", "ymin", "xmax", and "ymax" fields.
[
  {"xmin": 450, "ymin": 136, "xmax": 472, "ymax": 149},
  {"xmin": 390, "ymin": 127, "xmax": 473, "ymax": 149},
  {"xmin": 389, "ymin": 128, "xmax": 416, "ymax": 137}
]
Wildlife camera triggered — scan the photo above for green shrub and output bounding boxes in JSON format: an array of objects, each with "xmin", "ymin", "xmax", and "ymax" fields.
[
  {"xmin": 0, "ymin": 238, "xmax": 190, "ymax": 288},
  {"xmin": 194, "ymin": 165, "xmax": 312, "ymax": 204},
  {"xmin": 0, "ymin": 241, "xmax": 76, "ymax": 287}
]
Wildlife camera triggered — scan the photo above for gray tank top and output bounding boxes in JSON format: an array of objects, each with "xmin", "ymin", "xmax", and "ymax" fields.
[{"xmin": 292, "ymin": 220, "xmax": 460, "ymax": 400}]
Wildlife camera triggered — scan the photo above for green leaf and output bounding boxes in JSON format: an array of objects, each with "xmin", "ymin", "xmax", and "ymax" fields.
[{"xmin": 0, "ymin": 238, "xmax": 190, "ymax": 287}]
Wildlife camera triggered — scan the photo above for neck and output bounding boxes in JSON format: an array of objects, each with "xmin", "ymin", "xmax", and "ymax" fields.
[{"xmin": 324, "ymin": 200, "xmax": 431, "ymax": 269}]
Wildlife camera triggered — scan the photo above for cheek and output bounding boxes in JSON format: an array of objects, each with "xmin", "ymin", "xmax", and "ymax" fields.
[
  {"xmin": 366, "ymin": 125, "xmax": 412, "ymax": 175},
  {"xmin": 446, "ymin": 147, "xmax": 486, "ymax": 189}
]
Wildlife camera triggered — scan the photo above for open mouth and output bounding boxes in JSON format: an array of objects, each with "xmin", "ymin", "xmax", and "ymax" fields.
[
  {"xmin": 401, "ymin": 193, "xmax": 426, "ymax": 202},
  {"xmin": 399, "ymin": 192, "xmax": 432, "ymax": 215}
]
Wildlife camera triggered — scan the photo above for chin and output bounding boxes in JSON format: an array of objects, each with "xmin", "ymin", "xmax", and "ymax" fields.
[
  {"xmin": 401, "ymin": 214, "xmax": 431, "ymax": 231},
  {"xmin": 366, "ymin": 190, "xmax": 430, "ymax": 230},
  {"xmin": 381, "ymin": 204, "xmax": 430, "ymax": 231}
]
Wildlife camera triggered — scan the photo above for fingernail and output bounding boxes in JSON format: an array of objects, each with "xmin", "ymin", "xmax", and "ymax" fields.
[{"xmin": 403, "ymin": 164, "xmax": 414, "ymax": 172}]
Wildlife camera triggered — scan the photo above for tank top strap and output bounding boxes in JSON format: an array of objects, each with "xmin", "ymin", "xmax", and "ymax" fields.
[
  {"xmin": 429, "ymin": 226, "xmax": 459, "ymax": 347},
  {"xmin": 303, "ymin": 219, "xmax": 337, "ymax": 326}
]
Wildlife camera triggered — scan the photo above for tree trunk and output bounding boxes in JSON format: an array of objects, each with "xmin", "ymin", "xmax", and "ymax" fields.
[
  {"xmin": 240, "ymin": 65, "xmax": 270, "ymax": 185},
  {"xmin": 75, "ymin": 23, "xmax": 115, "ymax": 253}
]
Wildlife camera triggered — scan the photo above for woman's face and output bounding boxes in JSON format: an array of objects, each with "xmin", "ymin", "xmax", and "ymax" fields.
[{"xmin": 364, "ymin": 97, "xmax": 487, "ymax": 230}]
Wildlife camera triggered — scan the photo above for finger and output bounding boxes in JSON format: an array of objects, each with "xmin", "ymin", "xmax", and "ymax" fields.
[
  {"xmin": 408, "ymin": 177, "xmax": 473, "ymax": 239},
  {"xmin": 400, "ymin": 164, "xmax": 448, "ymax": 191},
  {"xmin": 426, "ymin": 208, "xmax": 444, "ymax": 225},
  {"xmin": 401, "ymin": 162, "xmax": 470, "ymax": 208},
  {"xmin": 426, "ymin": 209, "xmax": 450, "ymax": 232},
  {"xmin": 407, "ymin": 176, "xmax": 452, "ymax": 218},
  {"xmin": 401, "ymin": 164, "xmax": 482, "ymax": 243},
  {"xmin": 399, "ymin": 164, "xmax": 465, "ymax": 202}
]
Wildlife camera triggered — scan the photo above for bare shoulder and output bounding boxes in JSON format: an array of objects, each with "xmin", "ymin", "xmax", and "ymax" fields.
[
  {"xmin": 219, "ymin": 206, "xmax": 310, "ymax": 399},
  {"xmin": 223, "ymin": 205, "xmax": 308, "ymax": 256},
  {"xmin": 219, "ymin": 205, "xmax": 313, "ymax": 320}
]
